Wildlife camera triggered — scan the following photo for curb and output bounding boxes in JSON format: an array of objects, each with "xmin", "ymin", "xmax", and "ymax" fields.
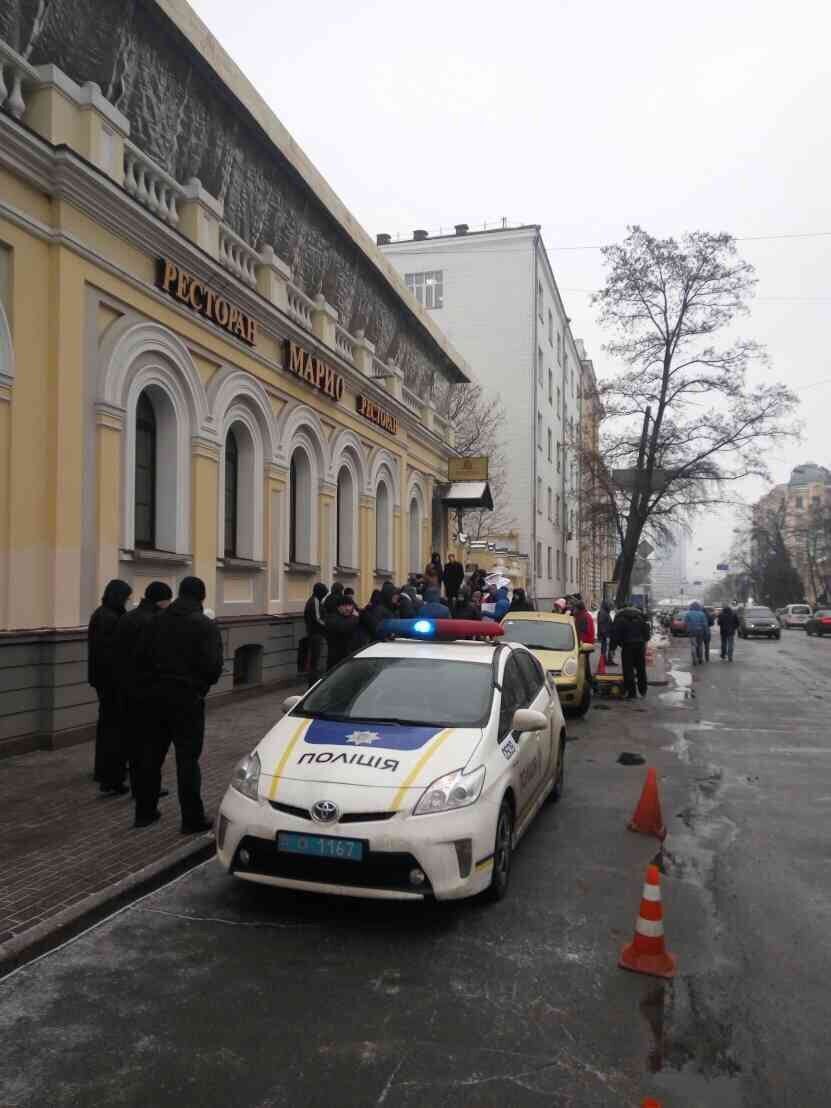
[{"xmin": 0, "ymin": 835, "xmax": 216, "ymax": 978}]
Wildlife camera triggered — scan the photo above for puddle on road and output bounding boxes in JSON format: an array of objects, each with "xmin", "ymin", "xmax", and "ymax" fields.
[
  {"xmin": 638, "ymin": 978, "xmax": 742, "ymax": 1105},
  {"xmin": 659, "ymin": 667, "xmax": 695, "ymax": 708}
]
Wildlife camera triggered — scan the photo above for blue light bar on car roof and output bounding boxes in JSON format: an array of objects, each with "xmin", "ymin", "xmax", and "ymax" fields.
[{"xmin": 379, "ymin": 618, "xmax": 505, "ymax": 641}]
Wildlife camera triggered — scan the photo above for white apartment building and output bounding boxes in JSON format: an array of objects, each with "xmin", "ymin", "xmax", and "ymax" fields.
[
  {"xmin": 380, "ymin": 224, "xmax": 586, "ymax": 606},
  {"xmin": 650, "ymin": 524, "xmax": 689, "ymax": 601}
]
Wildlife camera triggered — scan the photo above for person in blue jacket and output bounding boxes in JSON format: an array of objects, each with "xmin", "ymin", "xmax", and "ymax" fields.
[
  {"xmin": 684, "ymin": 600, "xmax": 710, "ymax": 665},
  {"xmin": 493, "ymin": 586, "xmax": 511, "ymax": 620},
  {"xmin": 420, "ymin": 587, "xmax": 451, "ymax": 619}
]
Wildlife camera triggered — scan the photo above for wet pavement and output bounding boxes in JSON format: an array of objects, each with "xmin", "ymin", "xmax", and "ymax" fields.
[{"xmin": 1, "ymin": 629, "xmax": 829, "ymax": 1106}]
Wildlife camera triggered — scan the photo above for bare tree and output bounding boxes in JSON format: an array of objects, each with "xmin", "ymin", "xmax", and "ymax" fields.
[
  {"xmin": 440, "ymin": 380, "xmax": 516, "ymax": 540},
  {"xmin": 742, "ymin": 501, "xmax": 805, "ymax": 608},
  {"xmin": 592, "ymin": 226, "xmax": 799, "ymax": 608}
]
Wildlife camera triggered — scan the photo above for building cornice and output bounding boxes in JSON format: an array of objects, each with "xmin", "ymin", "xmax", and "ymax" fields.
[{"xmin": 0, "ymin": 114, "xmax": 456, "ymax": 459}]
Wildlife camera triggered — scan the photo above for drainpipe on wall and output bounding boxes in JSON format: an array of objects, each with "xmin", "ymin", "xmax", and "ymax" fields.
[{"xmin": 531, "ymin": 237, "xmax": 539, "ymax": 601}]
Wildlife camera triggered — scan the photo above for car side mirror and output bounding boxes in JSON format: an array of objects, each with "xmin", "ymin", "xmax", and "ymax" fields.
[
  {"xmin": 283, "ymin": 695, "xmax": 302, "ymax": 713},
  {"xmin": 511, "ymin": 708, "xmax": 548, "ymax": 733},
  {"xmin": 579, "ymin": 643, "xmax": 594, "ymax": 654}
]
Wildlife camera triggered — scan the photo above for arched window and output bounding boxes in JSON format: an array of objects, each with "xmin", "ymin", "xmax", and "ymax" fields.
[
  {"xmin": 409, "ymin": 496, "xmax": 422, "ymax": 574},
  {"xmin": 224, "ymin": 429, "xmax": 239, "ymax": 557},
  {"xmin": 336, "ymin": 466, "xmax": 355, "ymax": 568},
  {"xmin": 289, "ymin": 447, "xmax": 312, "ymax": 564},
  {"xmin": 376, "ymin": 479, "xmax": 391, "ymax": 572},
  {"xmin": 135, "ymin": 391, "xmax": 156, "ymax": 548}
]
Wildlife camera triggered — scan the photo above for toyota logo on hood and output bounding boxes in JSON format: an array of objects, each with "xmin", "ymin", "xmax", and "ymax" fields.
[{"xmin": 311, "ymin": 800, "xmax": 339, "ymax": 823}]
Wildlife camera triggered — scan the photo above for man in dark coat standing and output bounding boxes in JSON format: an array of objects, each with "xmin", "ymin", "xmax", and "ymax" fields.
[
  {"xmin": 610, "ymin": 605, "xmax": 652, "ymax": 700},
  {"xmin": 88, "ymin": 579, "xmax": 133, "ymax": 794},
  {"xmin": 324, "ymin": 595, "xmax": 361, "ymax": 669},
  {"xmin": 717, "ymin": 604, "xmax": 740, "ymax": 661},
  {"xmin": 115, "ymin": 581, "xmax": 173, "ymax": 819},
  {"xmin": 139, "ymin": 576, "xmax": 223, "ymax": 832},
  {"xmin": 442, "ymin": 554, "xmax": 465, "ymax": 608},
  {"xmin": 303, "ymin": 582, "xmax": 328, "ymax": 687}
]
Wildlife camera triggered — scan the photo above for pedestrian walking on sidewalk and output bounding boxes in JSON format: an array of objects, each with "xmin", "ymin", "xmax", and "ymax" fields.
[
  {"xmin": 718, "ymin": 604, "xmax": 740, "ymax": 661},
  {"xmin": 138, "ymin": 576, "xmax": 224, "ymax": 833},
  {"xmin": 610, "ymin": 604, "xmax": 652, "ymax": 699},
  {"xmin": 115, "ymin": 581, "xmax": 173, "ymax": 821},
  {"xmin": 597, "ymin": 600, "xmax": 613, "ymax": 662},
  {"xmin": 684, "ymin": 601, "xmax": 709, "ymax": 665},
  {"xmin": 88, "ymin": 579, "xmax": 133, "ymax": 794},
  {"xmin": 442, "ymin": 554, "xmax": 465, "ymax": 608}
]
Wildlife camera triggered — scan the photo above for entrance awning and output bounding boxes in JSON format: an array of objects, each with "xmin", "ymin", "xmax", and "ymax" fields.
[{"xmin": 438, "ymin": 481, "xmax": 493, "ymax": 511}]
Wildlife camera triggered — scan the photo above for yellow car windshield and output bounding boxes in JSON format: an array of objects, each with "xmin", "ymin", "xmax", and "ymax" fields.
[{"xmin": 502, "ymin": 620, "xmax": 576, "ymax": 652}]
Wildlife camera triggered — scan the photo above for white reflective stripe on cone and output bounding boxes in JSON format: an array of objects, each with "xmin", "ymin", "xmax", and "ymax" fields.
[
  {"xmin": 635, "ymin": 917, "xmax": 665, "ymax": 938},
  {"xmin": 642, "ymin": 884, "xmax": 661, "ymax": 902}
]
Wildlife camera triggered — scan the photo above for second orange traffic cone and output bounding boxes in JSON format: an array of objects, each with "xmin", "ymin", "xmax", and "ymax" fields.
[
  {"xmin": 628, "ymin": 767, "xmax": 666, "ymax": 840},
  {"xmin": 619, "ymin": 864, "xmax": 676, "ymax": 979}
]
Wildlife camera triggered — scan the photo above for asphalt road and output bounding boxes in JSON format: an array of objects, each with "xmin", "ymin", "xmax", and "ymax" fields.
[{"xmin": 2, "ymin": 629, "xmax": 829, "ymax": 1107}]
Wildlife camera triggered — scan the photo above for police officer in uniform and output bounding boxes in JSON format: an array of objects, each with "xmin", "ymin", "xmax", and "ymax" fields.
[{"xmin": 140, "ymin": 576, "xmax": 224, "ymax": 833}]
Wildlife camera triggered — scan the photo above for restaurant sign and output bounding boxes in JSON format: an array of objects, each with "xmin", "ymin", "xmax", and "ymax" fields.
[
  {"xmin": 284, "ymin": 340, "xmax": 344, "ymax": 401},
  {"xmin": 157, "ymin": 259, "xmax": 256, "ymax": 346},
  {"xmin": 356, "ymin": 395, "xmax": 399, "ymax": 435}
]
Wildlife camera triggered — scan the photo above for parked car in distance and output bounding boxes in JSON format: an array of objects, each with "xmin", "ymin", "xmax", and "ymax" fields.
[
  {"xmin": 805, "ymin": 609, "xmax": 831, "ymax": 637},
  {"xmin": 737, "ymin": 605, "xmax": 780, "ymax": 639},
  {"xmin": 778, "ymin": 603, "xmax": 812, "ymax": 628},
  {"xmin": 670, "ymin": 607, "xmax": 689, "ymax": 636}
]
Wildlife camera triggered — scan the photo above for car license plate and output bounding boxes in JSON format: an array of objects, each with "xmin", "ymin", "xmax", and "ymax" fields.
[{"xmin": 277, "ymin": 831, "xmax": 364, "ymax": 862}]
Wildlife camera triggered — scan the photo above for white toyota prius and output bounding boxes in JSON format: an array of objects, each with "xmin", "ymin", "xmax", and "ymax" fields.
[{"xmin": 216, "ymin": 620, "xmax": 567, "ymax": 902}]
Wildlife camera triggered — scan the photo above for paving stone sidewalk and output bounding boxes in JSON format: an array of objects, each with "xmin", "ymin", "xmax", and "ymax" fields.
[{"xmin": 0, "ymin": 684, "xmax": 301, "ymax": 967}]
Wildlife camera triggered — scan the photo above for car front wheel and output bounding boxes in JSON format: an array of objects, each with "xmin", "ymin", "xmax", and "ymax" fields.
[{"xmin": 486, "ymin": 799, "xmax": 514, "ymax": 902}]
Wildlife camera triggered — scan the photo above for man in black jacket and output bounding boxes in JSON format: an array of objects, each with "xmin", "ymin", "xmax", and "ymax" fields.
[
  {"xmin": 442, "ymin": 554, "xmax": 465, "ymax": 607},
  {"xmin": 610, "ymin": 605, "xmax": 652, "ymax": 700},
  {"xmin": 87, "ymin": 579, "xmax": 133, "ymax": 794},
  {"xmin": 325, "ymin": 596, "xmax": 361, "ymax": 669},
  {"xmin": 115, "ymin": 581, "xmax": 173, "ymax": 822},
  {"xmin": 139, "ymin": 576, "xmax": 224, "ymax": 832},
  {"xmin": 303, "ymin": 583, "xmax": 328, "ymax": 688},
  {"xmin": 717, "ymin": 604, "xmax": 740, "ymax": 661}
]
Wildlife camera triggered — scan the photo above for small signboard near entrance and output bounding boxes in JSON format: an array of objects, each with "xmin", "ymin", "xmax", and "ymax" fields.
[{"xmin": 448, "ymin": 456, "xmax": 489, "ymax": 482}]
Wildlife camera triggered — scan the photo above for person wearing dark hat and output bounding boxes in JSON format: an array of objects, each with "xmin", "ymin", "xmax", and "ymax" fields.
[
  {"xmin": 138, "ymin": 576, "xmax": 223, "ymax": 833},
  {"xmin": 303, "ymin": 582, "xmax": 328, "ymax": 688},
  {"xmin": 87, "ymin": 579, "xmax": 133, "ymax": 794},
  {"xmin": 115, "ymin": 581, "xmax": 173, "ymax": 825}
]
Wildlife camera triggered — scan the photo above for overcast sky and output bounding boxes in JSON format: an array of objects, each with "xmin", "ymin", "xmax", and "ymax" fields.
[{"xmin": 192, "ymin": 0, "xmax": 830, "ymax": 584}]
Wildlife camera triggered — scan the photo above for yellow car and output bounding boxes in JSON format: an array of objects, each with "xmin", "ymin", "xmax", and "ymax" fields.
[{"xmin": 501, "ymin": 611, "xmax": 594, "ymax": 716}]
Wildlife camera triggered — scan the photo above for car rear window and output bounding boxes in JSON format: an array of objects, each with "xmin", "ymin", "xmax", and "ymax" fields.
[
  {"xmin": 502, "ymin": 619, "xmax": 576, "ymax": 651},
  {"xmin": 297, "ymin": 657, "xmax": 494, "ymax": 727},
  {"xmin": 815, "ymin": 610, "xmax": 831, "ymax": 618},
  {"xmin": 746, "ymin": 608, "xmax": 774, "ymax": 617},
  {"xmin": 791, "ymin": 606, "xmax": 811, "ymax": 614}
]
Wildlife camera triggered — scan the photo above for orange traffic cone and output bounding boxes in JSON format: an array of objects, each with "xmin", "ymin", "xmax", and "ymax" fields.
[
  {"xmin": 642, "ymin": 1100, "xmax": 662, "ymax": 1108},
  {"xmin": 619, "ymin": 864, "xmax": 676, "ymax": 979},
  {"xmin": 628, "ymin": 767, "xmax": 666, "ymax": 840},
  {"xmin": 597, "ymin": 653, "xmax": 607, "ymax": 676}
]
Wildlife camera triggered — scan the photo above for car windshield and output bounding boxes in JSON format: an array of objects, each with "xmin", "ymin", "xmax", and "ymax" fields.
[
  {"xmin": 746, "ymin": 608, "xmax": 774, "ymax": 617},
  {"xmin": 297, "ymin": 657, "xmax": 493, "ymax": 727},
  {"xmin": 501, "ymin": 619, "xmax": 575, "ymax": 651}
]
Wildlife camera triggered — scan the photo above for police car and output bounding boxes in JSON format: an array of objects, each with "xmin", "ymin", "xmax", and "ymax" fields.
[{"xmin": 216, "ymin": 619, "xmax": 567, "ymax": 902}]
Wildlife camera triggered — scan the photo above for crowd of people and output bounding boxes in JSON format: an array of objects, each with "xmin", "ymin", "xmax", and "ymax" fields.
[{"xmin": 87, "ymin": 576, "xmax": 223, "ymax": 831}]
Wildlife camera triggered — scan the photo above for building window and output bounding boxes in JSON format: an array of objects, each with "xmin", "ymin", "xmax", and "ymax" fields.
[
  {"xmin": 547, "ymin": 428, "xmax": 552, "ymax": 462},
  {"xmin": 537, "ymin": 477, "xmax": 542, "ymax": 511},
  {"xmin": 548, "ymin": 368, "xmax": 553, "ymax": 405},
  {"xmin": 336, "ymin": 466, "xmax": 356, "ymax": 568},
  {"xmin": 547, "ymin": 486, "xmax": 552, "ymax": 519},
  {"xmin": 557, "ymin": 443, "xmax": 561, "ymax": 473},
  {"xmin": 405, "ymin": 270, "xmax": 443, "ymax": 309},
  {"xmin": 570, "ymin": 555, "xmax": 574, "ymax": 581},
  {"xmin": 134, "ymin": 391, "xmax": 156, "ymax": 549},
  {"xmin": 289, "ymin": 447, "xmax": 313, "ymax": 564},
  {"xmin": 536, "ymin": 541, "xmax": 542, "ymax": 576},
  {"xmin": 537, "ymin": 411, "xmax": 542, "ymax": 446},
  {"xmin": 537, "ymin": 280, "xmax": 544, "ymax": 320},
  {"xmin": 538, "ymin": 347, "xmax": 543, "ymax": 385},
  {"xmin": 556, "ymin": 386, "xmax": 561, "ymax": 417},
  {"xmin": 571, "ymin": 368, "xmax": 575, "ymax": 395},
  {"xmin": 556, "ymin": 493, "xmax": 561, "ymax": 525},
  {"xmin": 556, "ymin": 549, "xmax": 561, "ymax": 577},
  {"xmin": 795, "ymin": 496, "xmax": 803, "ymax": 508},
  {"xmin": 224, "ymin": 429, "xmax": 239, "ymax": 557},
  {"xmin": 548, "ymin": 309, "xmax": 553, "ymax": 346},
  {"xmin": 547, "ymin": 546, "xmax": 552, "ymax": 578},
  {"xmin": 376, "ymin": 479, "xmax": 392, "ymax": 571},
  {"xmin": 557, "ymin": 332, "xmax": 562, "ymax": 366}
]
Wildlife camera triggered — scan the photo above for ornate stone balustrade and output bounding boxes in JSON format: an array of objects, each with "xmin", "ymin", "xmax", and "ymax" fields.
[
  {"xmin": 0, "ymin": 40, "xmax": 38, "ymax": 120},
  {"xmin": 286, "ymin": 284, "xmax": 315, "ymax": 329},
  {"xmin": 123, "ymin": 141, "xmax": 184, "ymax": 227},
  {"xmin": 219, "ymin": 224, "xmax": 259, "ymax": 287},
  {"xmin": 402, "ymin": 387, "xmax": 424, "ymax": 417},
  {"xmin": 334, "ymin": 324, "xmax": 356, "ymax": 364}
]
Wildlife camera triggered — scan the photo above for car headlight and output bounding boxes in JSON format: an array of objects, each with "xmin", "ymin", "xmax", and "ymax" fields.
[
  {"xmin": 746, "ymin": 623, "xmax": 754, "ymax": 628},
  {"xmin": 561, "ymin": 657, "xmax": 578, "ymax": 677},
  {"xmin": 230, "ymin": 752, "xmax": 261, "ymax": 801},
  {"xmin": 413, "ymin": 765, "xmax": 486, "ymax": 816}
]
